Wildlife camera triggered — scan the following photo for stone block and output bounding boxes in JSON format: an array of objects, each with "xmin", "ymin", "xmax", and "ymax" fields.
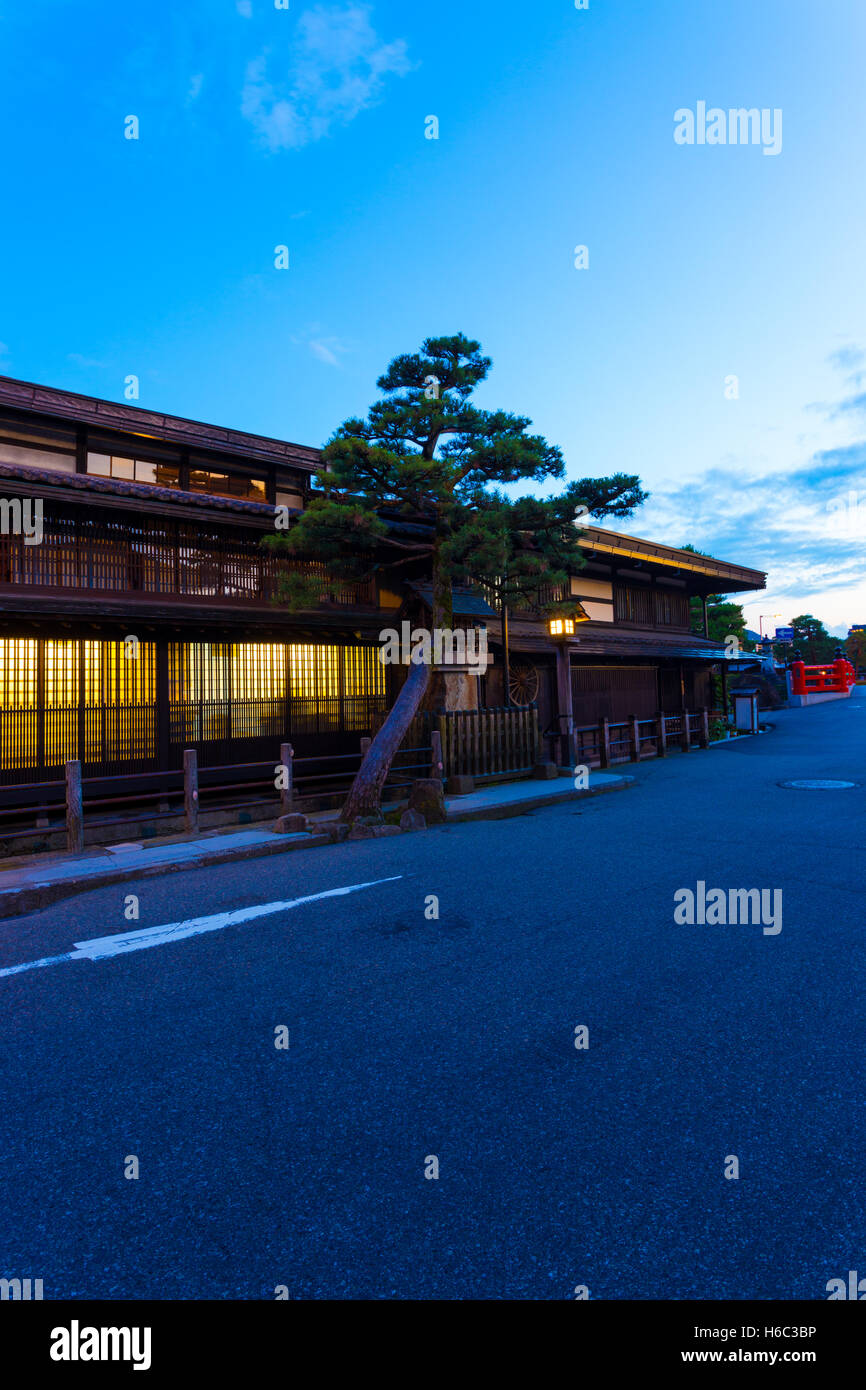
[
  {"xmin": 446, "ymin": 774, "xmax": 475, "ymax": 795},
  {"xmin": 408, "ymin": 777, "xmax": 447, "ymax": 823},
  {"xmin": 532, "ymin": 762, "xmax": 559, "ymax": 780}
]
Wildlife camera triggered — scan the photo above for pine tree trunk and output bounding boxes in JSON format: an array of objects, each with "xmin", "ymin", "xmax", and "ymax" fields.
[
  {"xmin": 340, "ymin": 544, "xmax": 450, "ymax": 824},
  {"xmin": 420, "ymin": 537, "xmax": 454, "ymax": 714},
  {"xmin": 339, "ymin": 658, "xmax": 431, "ymax": 823}
]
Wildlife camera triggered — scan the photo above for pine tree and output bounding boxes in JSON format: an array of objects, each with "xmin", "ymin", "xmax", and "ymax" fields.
[
  {"xmin": 267, "ymin": 334, "xmax": 647, "ymax": 821},
  {"xmin": 791, "ymin": 614, "xmax": 836, "ymax": 663}
]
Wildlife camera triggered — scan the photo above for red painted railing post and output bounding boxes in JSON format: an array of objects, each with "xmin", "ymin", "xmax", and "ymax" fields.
[{"xmin": 791, "ymin": 661, "xmax": 806, "ymax": 696}]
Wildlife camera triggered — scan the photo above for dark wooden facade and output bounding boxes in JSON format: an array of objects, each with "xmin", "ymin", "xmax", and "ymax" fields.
[
  {"xmin": 479, "ymin": 526, "xmax": 766, "ymax": 763},
  {"xmin": 0, "ymin": 373, "xmax": 766, "ymax": 798}
]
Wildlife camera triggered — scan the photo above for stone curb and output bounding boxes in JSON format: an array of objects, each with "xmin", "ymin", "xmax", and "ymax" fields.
[
  {"xmin": 0, "ymin": 832, "xmax": 331, "ymax": 921},
  {"xmin": 0, "ymin": 777, "xmax": 635, "ymax": 921},
  {"xmin": 444, "ymin": 775, "xmax": 634, "ymax": 823}
]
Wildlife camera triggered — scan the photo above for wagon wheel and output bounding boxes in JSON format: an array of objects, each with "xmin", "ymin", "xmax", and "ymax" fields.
[{"xmin": 508, "ymin": 660, "xmax": 540, "ymax": 706}]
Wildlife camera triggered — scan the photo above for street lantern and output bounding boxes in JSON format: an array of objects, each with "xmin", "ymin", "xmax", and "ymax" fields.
[{"xmin": 548, "ymin": 603, "xmax": 589, "ymax": 640}]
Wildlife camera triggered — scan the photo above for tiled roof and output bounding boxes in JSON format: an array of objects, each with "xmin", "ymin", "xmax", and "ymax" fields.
[
  {"xmin": 0, "ymin": 458, "xmax": 279, "ymax": 518},
  {"xmin": 578, "ymin": 525, "xmax": 766, "ymax": 592},
  {"xmin": 409, "ymin": 583, "xmax": 498, "ymax": 618},
  {"xmin": 489, "ymin": 615, "xmax": 743, "ymax": 661},
  {"xmin": 0, "ymin": 373, "xmax": 320, "ymax": 472}
]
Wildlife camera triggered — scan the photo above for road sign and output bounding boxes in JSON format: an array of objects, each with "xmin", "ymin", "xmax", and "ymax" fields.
[{"xmin": 775, "ymin": 627, "xmax": 794, "ymax": 642}]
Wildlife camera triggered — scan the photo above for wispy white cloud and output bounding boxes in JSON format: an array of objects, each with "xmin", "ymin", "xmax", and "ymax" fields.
[
  {"xmin": 286, "ymin": 325, "xmax": 353, "ymax": 366},
  {"xmin": 626, "ymin": 351, "xmax": 866, "ymax": 634},
  {"xmin": 236, "ymin": 0, "xmax": 253, "ymax": 17},
  {"xmin": 187, "ymin": 73, "xmax": 204, "ymax": 102},
  {"xmin": 632, "ymin": 447, "xmax": 866, "ymax": 635},
  {"xmin": 827, "ymin": 344, "xmax": 864, "ymax": 373},
  {"xmin": 309, "ymin": 337, "xmax": 349, "ymax": 366},
  {"xmin": 67, "ymin": 352, "xmax": 108, "ymax": 369},
  {"xmin": 241, "ymin": 4, "xmax": 412, "ymax": 152}
]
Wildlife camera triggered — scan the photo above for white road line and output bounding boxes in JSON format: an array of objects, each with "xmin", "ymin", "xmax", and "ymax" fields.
[{"xmin": 0, "ymin": 876, "xmax": 403, "ymax": 979}]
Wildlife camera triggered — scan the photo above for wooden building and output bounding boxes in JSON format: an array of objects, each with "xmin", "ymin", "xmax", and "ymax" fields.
[
  {"xmin": 0, "ymin": 374, "xmax": 766, "ymax": 805},
  {"xmin": 480, "ymin": 527, "xmax": 766, "ymax": 761}
]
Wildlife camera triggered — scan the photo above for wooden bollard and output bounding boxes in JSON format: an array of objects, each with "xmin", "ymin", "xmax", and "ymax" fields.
[
  {"xmin": 431, "ymin": 728, "xmax": 444, "ymax": 780},
  {"xmin": 65, "ymin": 759, "xmax": 83, "ymax": 854},
  {"xmin": 598, "ymin": 717, "xmax": 611, "ymax": 769},
  {"xmin": 184, "ymin": 748, "xmax": 199, "ymax": 833},
  {"xmin": 629, "ymin": 715, "xmax": 640, "ymax": 762},
  {"xmin": 700, "ymin": 707, "xmax": 710, "ymax": 749},
  {"xmin": 279, "ymin": 741, "xmax": 294, "ymax": 815},
  {"xmin": 360, "ymin": 736, "xmax": 372, "ymax": 760},
  {"xmin": 682, "ymin": 710, "xmax": 692, "ymax": 753},
  {"xmin": 656, "ymin": 711, "xmax": 668, "ymax": 758}
]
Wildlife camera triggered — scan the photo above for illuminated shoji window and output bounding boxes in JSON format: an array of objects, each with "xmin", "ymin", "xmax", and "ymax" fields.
[
  {"xmin": 287, "ymin": 644, "xmax": 341, "ymax": 699},
  {"xmin": 0, "ymin": 638, "xmax": 38, "ymax": 707},
  {"xmin": 170, "ymin": 643, "xmax": 231, "ymax": 704},
  {"xmin": 342, "ymin": 646, "xmax": 385, "ymax": 698},
  {"xmin": 82, "ymin": 641, "xmax": 156, "ymax": 706},
  {"xmin": 0, "ymin": 639, "xmax": 39, "ymax": 771},
  {"xmin": 231, "ymin": 644, "xmax": 286, "ymax": 701}
]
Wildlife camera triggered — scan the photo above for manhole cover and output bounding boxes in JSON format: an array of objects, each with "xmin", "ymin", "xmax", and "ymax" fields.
[{"xmin": 779, "ymin": 779, "xmax": 858, "ymax": 790}]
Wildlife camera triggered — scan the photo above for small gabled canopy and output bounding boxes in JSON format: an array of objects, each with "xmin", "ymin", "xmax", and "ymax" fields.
[{"xmin": 407, "ymin": 583, "xmax": 498, "ymax": 620}]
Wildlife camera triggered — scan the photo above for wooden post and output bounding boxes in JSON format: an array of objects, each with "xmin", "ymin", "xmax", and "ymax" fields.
[
  {"xmin": 431, "ymin": 728, "xmax": 444, "ymax": 781},
  {"xmin": 682, "ymin": 709, "xmax": 692, "ymax": 753},
  {"xmin": 656, "ymin": 711, "xmax": 668, "ymax": 758},
  {"xmin": 435, "ymin": 713, "xmax": 447, "ymax": 779},
  {"xmin": 502, "ymin": 601, "xmax": 512, "ymax": 706},
  {"xmin": 598, "ymin": 717, "xmax": 611, "ymax": 769},
  {"xmin": 360, "ymin": 736, "xmax": 372, "ymax": 759},
  {"xmin": 700, "ymin": 707, "xmax": 710, "ymax": 749},
  {"xmin": 156, "ymin": 638, "xmax": 170, "ymax": 772},
  {"xmin": 65, "ymin": 759, "xmax": 83, "ymax": 854},
  {"xmin": 555, "ymin": 646, "xmax": 574, "ymax": 768},
  {"xmin": 184, "ymin": 748, "xmax": 199, "ymax": 833},
  {"xmin": 280, "ymin": 741, "xmax": 294, "ymax": 815},
  {"xmin": 629, "ymin": 715, "xmax": 640, "ymax": 762}
]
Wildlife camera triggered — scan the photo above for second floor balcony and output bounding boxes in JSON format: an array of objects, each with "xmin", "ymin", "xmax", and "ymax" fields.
[{"xmin": 0, "ymin": 505, "xmax": 377, "ymax": 610}]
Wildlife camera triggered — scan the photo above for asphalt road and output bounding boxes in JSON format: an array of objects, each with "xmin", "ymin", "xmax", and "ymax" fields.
[{"xmin": 1, "ymin": 695, "xmax": 863, "ymax": 1300}]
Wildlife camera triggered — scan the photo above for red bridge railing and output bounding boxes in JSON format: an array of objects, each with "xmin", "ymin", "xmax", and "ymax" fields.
[{"xmin": 790, "ymin": 659, "xmax": 855, "ymax": 696}]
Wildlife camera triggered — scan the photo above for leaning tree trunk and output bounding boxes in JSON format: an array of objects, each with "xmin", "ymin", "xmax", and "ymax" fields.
[
  {"xmin": 340, "ymin": 543, "xmax": 450, "ymax": 824},
  {"xmin": 339, "ymin": 658, "xmax": 431, "ymax": 824},
  {"xmin": 420, "ymin": 535, "xmax": 454, "ymax": 714}
]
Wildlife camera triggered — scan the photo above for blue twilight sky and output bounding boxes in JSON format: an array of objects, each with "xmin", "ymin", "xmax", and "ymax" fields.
[{"xmin": 1, "ymin": 0, "xmax": 865, "ymax": 635}]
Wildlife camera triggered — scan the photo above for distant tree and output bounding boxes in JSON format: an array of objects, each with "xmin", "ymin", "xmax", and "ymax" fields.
[
  {"xmin": 845, "ymin": 628, "xmax": 866, "ymax": 671},
  {"xmin": 791, "ymin": 614, "xmax": 836, "ymax": 663},
  {"xmin": 683, "ymin": 546, "xmax": 747, "ymax": 648},
  {"xmin": 267, "ymin": 333, "xmax": 647, "ymax": 821}
]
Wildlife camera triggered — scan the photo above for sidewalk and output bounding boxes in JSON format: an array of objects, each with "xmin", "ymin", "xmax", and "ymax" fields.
[{"xmin": 0, "ymin": 771, "xmax": 632, "ymax": 919}]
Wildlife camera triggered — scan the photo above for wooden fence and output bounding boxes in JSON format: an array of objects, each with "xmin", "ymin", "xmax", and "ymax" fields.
[
  {"xmin": 574, "ymin": 709, "xmax": 710, "ymax": 768},
  {"xmin": 435, "ymin": 706, "xmax": 539, "ymax": 780},
  {"xmin": 372, "ymin": 704, "xmax": 540, "ymax": 781},
  {"xmin": 0, "ymin": 738, "xmax": 434, "ymax": 854}
]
